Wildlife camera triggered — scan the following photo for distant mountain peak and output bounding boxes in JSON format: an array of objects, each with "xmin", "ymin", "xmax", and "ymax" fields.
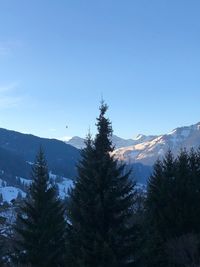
[
  {"xmin": 134, "ymin": 134, "xmax": 146, "ymax": 140},
  {"xmin": 112, "ymin": 121, "xmax": 200, "ymax": 166},
  {"xmin": 66, "ymin": 136, "xmax": 85, "ymax": 149}
]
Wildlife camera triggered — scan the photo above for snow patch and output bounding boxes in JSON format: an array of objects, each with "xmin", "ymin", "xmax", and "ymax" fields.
[
  {"xmin": 17, "ymin": 177, "xmax": 32, "ymax": 186},
  {"xmin": 0, "ymin": 187, "xmax": 26, "ymax": 203},
  {"xmin": 57, "ymin": 178, "xmax": 73, "ymax": 199}
]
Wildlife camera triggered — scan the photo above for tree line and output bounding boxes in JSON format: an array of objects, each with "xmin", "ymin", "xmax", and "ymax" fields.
[{"xmin": 1, "ymin": 102, "xmax": 200, "ymax": 267}]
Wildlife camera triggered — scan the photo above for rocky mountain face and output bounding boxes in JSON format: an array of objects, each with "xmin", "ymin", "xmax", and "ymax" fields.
[
  {"xmin": 113, "ymin": 122, "xmax": 200, "ymax": 165},
  {"xmin": 65, "ymin": 122, "xmax": 200, "ymax": 181}
]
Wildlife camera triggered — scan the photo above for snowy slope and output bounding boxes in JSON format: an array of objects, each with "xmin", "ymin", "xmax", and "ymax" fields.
[
  {"xmin": 0, "ymin": 173, "xmax": 73, "ymax": 203},
  {"xmin": 57, "ymin": 178, "xmax": 73, "ymax": 199},
  {"xmin": 113, "ymin": 122, "xmax": 200, "ymax": 166},
  {"xmin": 0, "ymin": 186, "xmax": 26, "ymax": 203},
  {"xmin": 49, "ymin": 171, "xmax": 73, "ymax": 199}
]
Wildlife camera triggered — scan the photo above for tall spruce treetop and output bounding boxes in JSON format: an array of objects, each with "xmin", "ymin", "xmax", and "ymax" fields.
[
  {"xmin": 14, "ymin": 148, "xmax": 66, "ymax": 267},
  {"xmin": 67, "ymin": 102, "xmax": 136, "ymax": 267},
  {"xmin": 94, "ymin": 102, "xmax": 113, "ymax": 154}
]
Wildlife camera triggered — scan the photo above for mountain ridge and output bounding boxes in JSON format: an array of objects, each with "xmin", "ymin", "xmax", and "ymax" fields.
[
  {"xmin": 65, "ymin": 134, "xmax": 157, "ymax": 149},
  {"xmin": 0, "ymin": 127, "xmax": 80, "ymax": 179},
  {"xmin": 113, "ymin": 122, "xmax": 200, "ymax": 165}
]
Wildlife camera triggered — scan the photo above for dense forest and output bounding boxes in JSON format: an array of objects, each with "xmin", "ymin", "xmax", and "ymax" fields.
[{"xmin": 0, "ymin": 103, "xmax": 200, "ymax": 267}]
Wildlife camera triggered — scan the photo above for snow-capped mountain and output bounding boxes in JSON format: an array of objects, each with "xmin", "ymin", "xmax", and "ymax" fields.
[
  {"xmin": 66, "ymin": 134, "xmax": 156, "ymax": 149},
  {"xmin": 112, "ymin": 134, "xmax": 156, "ymax": 149},
  {"xmin": 113, "ymin": 122, "xmax": 200, "ymax": 166}
]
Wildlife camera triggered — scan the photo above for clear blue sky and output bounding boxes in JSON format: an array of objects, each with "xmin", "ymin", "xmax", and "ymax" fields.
[{"xmin": 0, "ymin": 0, "xmax": 200, "ymax": 140}]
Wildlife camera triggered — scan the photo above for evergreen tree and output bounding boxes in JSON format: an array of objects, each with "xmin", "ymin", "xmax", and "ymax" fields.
[
  {"xmin": 145, "ymin": 148, "xmax": 200, "ymax": 267},
  {"xmin": 145, "ymin": 158, "xmax": 168, "ymax": 267},
  {"xmin": 0, "ymin": 237, "xmax": 4, "ymax": 266},
  {"xmin": 0, "ymin": 193, "xmax": 3, "ymax": 204},
  {"xmin": 16, "ymin": 191, "xmax": 23, "ymax": 201},
  {"xmin": 14, "ymin": 148, "xmax": 66, "ymax": 267},
  {"xmin": 67, "ymin": 102, "xmax": 136, "ymax": 267},
  {"xmin": 147, "ymin": 151, "xmax": 176, "ymax": 239}
]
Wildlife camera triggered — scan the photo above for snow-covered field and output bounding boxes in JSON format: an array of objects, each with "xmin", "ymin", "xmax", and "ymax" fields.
[
  {"xmin": 0, "ymin": 172, "xmax": 74, "ymax": 203},
  {"xmin": 0, "ymin": 187, "xmax": 26, "ymax": 203}
]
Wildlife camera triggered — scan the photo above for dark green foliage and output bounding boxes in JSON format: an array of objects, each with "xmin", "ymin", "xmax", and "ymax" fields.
[
  {"xmin": 144, "ymin": 149, "xmax": 200, "ymax": 267},
  {"xmin": 14, "ymin": 148, "xmax": 66, "ymax": 267},
  {"xmin": 0, "ymin": 228, "xmax": 4, "ymax": 265},
  {"xmin": 0, "ymin": 193, "xmax": 3, "ymax": 203},
  {"xmin": 67, "ymin": 102, "xmax": 136, "ymax": 267}
]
